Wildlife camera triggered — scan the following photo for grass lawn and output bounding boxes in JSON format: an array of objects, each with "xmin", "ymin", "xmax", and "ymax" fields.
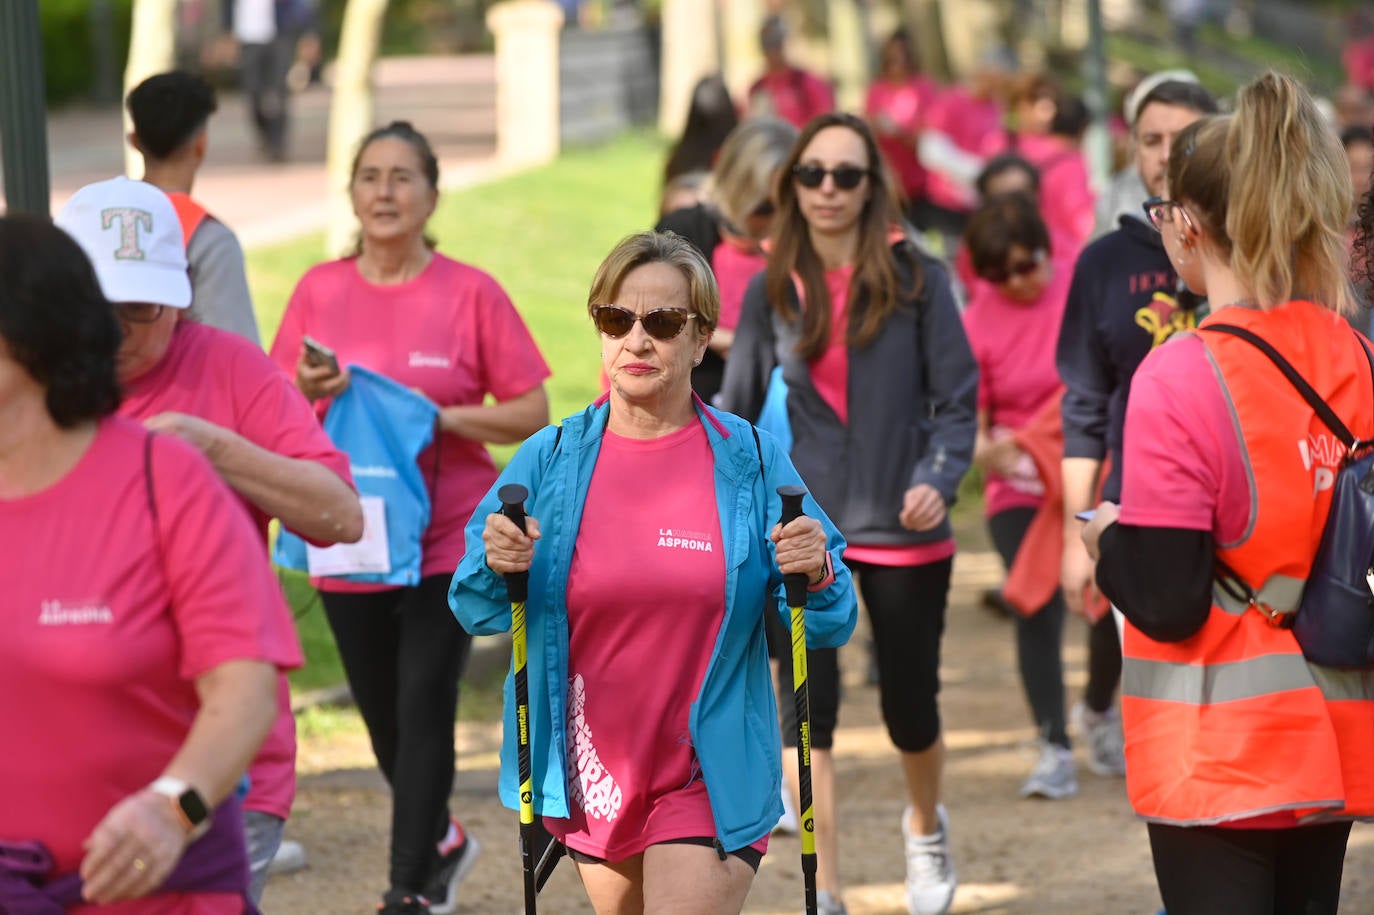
[{"xmin": 247, "ymin": 132, "xmax": 666, "ymax": 692}]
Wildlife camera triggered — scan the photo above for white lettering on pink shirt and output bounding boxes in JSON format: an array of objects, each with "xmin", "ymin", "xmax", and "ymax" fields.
[
  {"xmin": 408, "ymin": 351, "xmax": 452, "ymax": 369},
  {"xmin": 38, "ymin": 599, "xmax": 113, "ymax": 626},
  {"xmin": 568, "ymin": 674, "xmax": 623, "ymax": 822},
  {"xmin": 656, "ymin": 528, "xmax": 715, "ymax": 552}
]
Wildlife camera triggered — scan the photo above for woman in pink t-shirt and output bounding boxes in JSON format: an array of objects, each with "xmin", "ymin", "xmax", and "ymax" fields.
[
  {"xmin": 656, "ymin": 117, "xmax": 798, "ymax": 402},
  {"xmin": 0, "ymin": 217, "xmax": 281, "ymax": 913},
  {"xmin": 271, "ymin": 121, "xmax": 551, "ymax": 915},
  {"xmin": 865, "ymin": 28, "xmax": 937, "ymax": 218},
  {"xmin": 457, "ymin": 231, "xmax": 855, "ymax": 915},
  {"xmin": 961, "ymin": 193, "xmax": 1075, "ymax": 800},
  {"xmin": 719, "ymin": 112, "xmax": 979, "ymax": 915}
]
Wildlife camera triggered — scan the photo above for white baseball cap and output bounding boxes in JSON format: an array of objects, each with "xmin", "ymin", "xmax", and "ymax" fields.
[
  {"xmin": 1124, "ymin": 69, "xmax": 1201, "ymax": 126},
  {"xmin": 55, "ymin": 177, "xmax": 192, "ymax": 309}
]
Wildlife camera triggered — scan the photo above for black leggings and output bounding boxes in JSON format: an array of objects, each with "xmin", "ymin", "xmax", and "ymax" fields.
[
  {"xmin": 1147, "ymin": 821, "xmax": 1352, "ymax": 915},
  {"xmin": 770, "ymin": 557, "xmax": 952, "ymax": 753},
  {"xmin": 322, "ymin": 575, "xmax": 473, "ymax": 892},
  {"xmin": 1085, "ymin": 603, "xmax": 1122, "ymax": 713},
  {"xmin": 987, "ymin": 508, "xmax": 1069, "ymax": 748}
]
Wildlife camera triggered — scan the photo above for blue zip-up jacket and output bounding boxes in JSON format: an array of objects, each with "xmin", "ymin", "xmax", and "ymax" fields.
[{"xmin": 449, "ymin": 397, "xmax": 857, "ymax": 852}]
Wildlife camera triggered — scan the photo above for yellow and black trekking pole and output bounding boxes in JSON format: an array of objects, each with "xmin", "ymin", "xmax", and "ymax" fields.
[
  {"xmin": 498, "ymin": 483, "xmax": 538, "ymax": 915},
  {"xmin": 778, "ymin": 484, "xmax": 818, "ymax": 915}
]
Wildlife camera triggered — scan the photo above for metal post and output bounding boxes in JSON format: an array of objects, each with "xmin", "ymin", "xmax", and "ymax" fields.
[
  {"xmin": 0, "ymin": 0, "xmax": 51, "ymax": 216},
  {"xmin": 1083, "ymin": 0, "xmax": 1112, "ymax": 192}
]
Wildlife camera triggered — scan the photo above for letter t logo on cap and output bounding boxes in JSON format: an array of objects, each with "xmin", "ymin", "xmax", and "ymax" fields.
[{"xmin": 102, "ymin": 208, "xmax": 153, "ymax": 261}]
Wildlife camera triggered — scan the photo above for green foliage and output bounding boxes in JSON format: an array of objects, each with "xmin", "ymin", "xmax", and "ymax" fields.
[
  {"xmin": 250, "ymin": 132, "xmax": 665, "ymax": 691},
  {"xmin": 40, "ymin": 0, "xmax": 133, "ymax": 107}
]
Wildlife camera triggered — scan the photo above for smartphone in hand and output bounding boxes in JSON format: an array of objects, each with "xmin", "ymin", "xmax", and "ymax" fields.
[
  {"xmin": 1074, "ymin": 510, "xmax": 1096, "ymax": 522},
  {"xmin": 302, "ymin": 335, "xmax": 340, "ymax": 374}
]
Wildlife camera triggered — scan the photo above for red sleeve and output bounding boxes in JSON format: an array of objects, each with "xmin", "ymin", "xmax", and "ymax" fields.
[
  {"xmin": 473, "ymin": 273, "xmax": 552, "ymax": 402},
  {"xmin": 150, "ymin": 434, "xmax": 301, "ymax": 681}
]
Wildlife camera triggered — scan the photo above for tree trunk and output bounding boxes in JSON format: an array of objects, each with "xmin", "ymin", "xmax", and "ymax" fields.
[
  {"xmin": 325, "ymin": 0, "xmax": 391, "ymax": 258},
  {"xmin": 123, "ymin": 0, "xmax": 179, "ymax": 177},
  {"xmin": 902, "ymin": 0, "xmax": 950, "ymax": 81}
]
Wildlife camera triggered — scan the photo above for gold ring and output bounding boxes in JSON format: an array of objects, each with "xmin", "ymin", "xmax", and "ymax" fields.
[{"xmin": 132, "ymin": 858, "xmax": 147, "ymax": 873}]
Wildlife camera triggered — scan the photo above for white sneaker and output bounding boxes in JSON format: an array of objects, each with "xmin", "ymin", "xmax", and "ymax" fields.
[
  {"xmin": 1020, "ymin": 740, "xmax": 1078, "ymax": 799},
  {"xmin": 816, "ymin": 889, "xmax": 849, "ymax": 915},
  {"xmin": 774, "ymin": 781, "xmax": 799, "ymax": 835},
  {"xmin": 902, "ymin": 805, "xmax": 956, "ymax": 915},
  {"xmin": 267, "ymin": 838, "xmax": 307, "ymax": 876},
  {"xmin": 1072, "ymin": 701, "xmax": 1127, "ymax": 777}
]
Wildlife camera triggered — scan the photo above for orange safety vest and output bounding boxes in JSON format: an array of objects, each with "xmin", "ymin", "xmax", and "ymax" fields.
[
  {"xmin": 1121, "ymin": 300, "xmax": 1374, "ymax": 826},
  {"xmin": 165, "ymin": 191, "xmax": 209, "ymax": 247}
]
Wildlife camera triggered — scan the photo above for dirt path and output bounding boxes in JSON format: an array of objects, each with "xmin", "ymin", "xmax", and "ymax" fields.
[{"xmin": 263, "ymin": 527, "xmax": 1374, "ymax": 914}]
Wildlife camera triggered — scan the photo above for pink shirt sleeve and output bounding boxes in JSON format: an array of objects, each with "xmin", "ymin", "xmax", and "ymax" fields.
[
  {"xmin": 474, "ymin": 271, "xmax": 552, "ymax": 402},
  {"xmin": 151, "ymin": 433, "xmax": 301, "ymax": 681},
  {"xmin": 1118, "ymin": 335, "xmax": 1251, "ymax": 543}
]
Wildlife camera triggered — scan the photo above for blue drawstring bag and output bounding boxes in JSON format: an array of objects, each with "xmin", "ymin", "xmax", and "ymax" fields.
[{"xmin": 274, "ymin": 365, "xmax": 438, "ymax": 586}]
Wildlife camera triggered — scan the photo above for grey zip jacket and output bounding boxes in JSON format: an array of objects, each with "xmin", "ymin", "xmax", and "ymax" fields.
[{"xmin": 718, "ymin": 243, "xmax": 978, "ymax": 546}]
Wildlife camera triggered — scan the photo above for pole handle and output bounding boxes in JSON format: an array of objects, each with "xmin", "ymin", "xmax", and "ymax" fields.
[
  {"xmin": 498, "ymin": 483, "xmax": 530, "ymax": 603},
  {"xmin": 777, "ymin": 484, "xmax": 809, "ymax": 607}
]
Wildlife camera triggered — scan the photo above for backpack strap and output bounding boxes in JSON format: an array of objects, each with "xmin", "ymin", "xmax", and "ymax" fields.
[
  {"xmin": 1203, "ymin": 323, "xmax": 1374, "ymax": 456},
  {"xmin": 751, "ymin": 424, "xmax": 765, "ymax": 479}
]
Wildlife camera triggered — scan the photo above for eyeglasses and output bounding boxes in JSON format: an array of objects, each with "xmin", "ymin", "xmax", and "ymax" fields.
[
  {"xmin": 1142, "ymin": 196, "xmax": 1189, "ymax": 232},
  {"xmin": 114, "ymin": 303, "xmax": 166, "ymax": 324},
  {"xmin": 981, "ymin": 251, "xmax": 1045, "ymax": 284},
  {"xmin": 591, "ymin": 305, "xmax": 701, "ymax": 340},
  {"xmin": 792, "ymin": 163, "xmax": 870, "ymax": 190}
]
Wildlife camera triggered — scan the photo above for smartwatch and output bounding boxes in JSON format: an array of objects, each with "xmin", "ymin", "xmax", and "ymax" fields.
[{"xmin": 150, "ymin": 776, "xmax": 212, "ymax": 839}]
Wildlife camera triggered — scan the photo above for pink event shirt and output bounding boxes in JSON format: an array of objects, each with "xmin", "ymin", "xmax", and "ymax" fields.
[
  {"xmin": 545, "ymin": 421, "xmax": 767, "ymax": 860},
  {"xmin": 1012, "ymin": 132, "xmax": 1096, "ymax": 257},
  {"xmin": 865, "ymin": 76, "xmax": 937, "ymax": 198},
  {"xmin": 0, "ymin": 418, "xmax": 293, "ymax": 914},
  {"xmin": 711, "ymin": 238, "xmax": 766, "ymax": 332},
  {"xmin": 1117, "ymin": 333, "xmax": 1249, "ymax": 541},
  {"xmin": 270, "ymin": 254, "xmax": 551, "ymax": 587},
  {"xmin": 806, "ymin": 263, "xmax": 955, "ymax": 566},
  {"xmin": 747, "ymin": 67, "xmax": 836, "ymax": 129},
  {"xmin": 120, "ymin": 319, "xmax": 330, "ymax": 819},
  {"xmin": 923, "ymin": 87, "xmax": 1006, "ymax": 212},
  {"xmin": 962, "ymin": 258, "xmax": 1071, "ymax": 516}
]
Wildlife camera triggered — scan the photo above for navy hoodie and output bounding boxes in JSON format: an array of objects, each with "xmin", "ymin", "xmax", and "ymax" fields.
[{"xmin": 1056, "ymin": 213, "xmax": 1204, "ymax": 501}]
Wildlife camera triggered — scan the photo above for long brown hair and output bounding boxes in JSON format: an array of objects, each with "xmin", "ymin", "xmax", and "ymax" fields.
[
  {"xmin": 766, "ymin": 112, "xmax": 919, "ymax": 359},
  {"xmin": 1168, "ymin": 72, "xmax": 1353, "ymax": 314}
]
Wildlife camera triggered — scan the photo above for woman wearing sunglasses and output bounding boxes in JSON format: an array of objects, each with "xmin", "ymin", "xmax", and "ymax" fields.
[
  {"xmin": 271, "ymin": 122, "xmax": 551, "ymax": 915},
  {"xmin": 1084, "ymin": 73, "xmax": 1374, "ymax": 914},
  {"xmin": 960, "ymin": 192, "xmax": 1077, "ymax": 800},
  {"xmin": 720, "ymin": 112, "xmax": 978, "ymax": 915},
  {"xmin": 656, "ymin": 116, "xmax": 798, "ymax": 403},
  {"xmin": 451, "ymin": 230, "xmax": 857, "ymax": 914}
]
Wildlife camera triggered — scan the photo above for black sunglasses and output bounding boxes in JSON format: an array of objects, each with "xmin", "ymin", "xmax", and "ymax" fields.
[
  {"xmin": 1142, "ymin": 196, "xmax": 1189, "ymax": 232},
  {"xmin": 981, "ymin": 251, "xmax": 1045, "ymax": 284},
  {"xmin": 792, "ymin": 163, "xmax": 870, "ymax": 190},
  {"xmin": 592, "ymin": 305, "xmax": 700, "ymax": 340}
]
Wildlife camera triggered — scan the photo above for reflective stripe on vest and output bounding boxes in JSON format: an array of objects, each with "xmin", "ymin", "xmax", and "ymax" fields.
[{"xmin": 1121, "ymin": 301, "xmax": 1374, "ymax": 825}]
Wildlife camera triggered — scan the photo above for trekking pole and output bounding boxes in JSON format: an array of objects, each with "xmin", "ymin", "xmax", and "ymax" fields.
[
  {"xmin": 777, "ymin": 484, "xmax": 818, "ymax": 915},
  {"xmin": 498, "ymin": 483, "xmax": 538, "ymax": 915}
]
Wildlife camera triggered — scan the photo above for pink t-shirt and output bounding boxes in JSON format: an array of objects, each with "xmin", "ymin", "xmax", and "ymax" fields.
[
  {"xmin": 546, "ymin": 422, "xmax": 766, "ymax": 860},
  {"xmin": 805, "ymin": 263, "xmax": 955, "ymax": 565},
  {"xmin": 270, "ymin": 254, "xmax": 551, "ymax": 585},
  {"xmin": 747, "ymin": 67, "xmax": 835, "ymax": 129},
  {"xmin": 924, "ymin": 87, "xmax": 1006, "ymax": 212},
  {"xmin": 1117, "ymin": 333, "xmax": 1249, "ymax": 541},
  {"xmin": 121, "ymin": 320, "xmax": 328, "ymax": 819},
  {"xmin": 865, "ymin": 76, "xmax": 937, "ymax": 198},
  {"xmin": 710, "ymin": 239, "xmax": 766, "ymax": 332},
  {"xmin": 962, "ymin": 259, "xmax": 1071, "ymax": 516},
  {"xmin": 1013, "ymin": 132, "xmax": 1096, "ymax": 257},
  {"xmin": 0, "ymin": 418, "xmax": 292, "ymax": 913}
]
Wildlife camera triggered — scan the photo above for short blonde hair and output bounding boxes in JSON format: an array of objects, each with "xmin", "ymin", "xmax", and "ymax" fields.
[
  {"xmin": 587, "ymin": 231, "xmax": 720, "ymax": 331},
  {"xmin": 704, "ymin": 117, "xmax": 798, "ymax": 235}
]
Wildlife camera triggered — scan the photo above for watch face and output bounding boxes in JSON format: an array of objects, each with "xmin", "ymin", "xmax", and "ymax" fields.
[{"xmin": 179, "ymin": 789, "xmax": 211, "ymax": 826}]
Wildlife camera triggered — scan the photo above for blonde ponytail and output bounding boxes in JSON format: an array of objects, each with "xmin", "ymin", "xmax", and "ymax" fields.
[{"xmin": 1225, "ymin": 72, "xmax": 1354, "ymax": 315}]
